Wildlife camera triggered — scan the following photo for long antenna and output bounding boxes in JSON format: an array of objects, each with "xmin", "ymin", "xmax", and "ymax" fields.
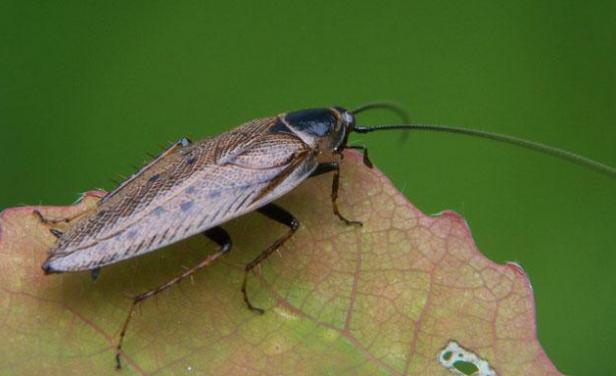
[
  {"xmin": 352, "ymin": 102, "xmax": 411, "ymax": 142},
  {"xmin": 353, "ymin": 123, "xmax": 616, "ymax": 176}
]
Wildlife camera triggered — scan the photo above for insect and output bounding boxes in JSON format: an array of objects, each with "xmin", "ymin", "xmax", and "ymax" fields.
[{"xmin": 36, "ymin": 103, "xmax": 615, "ymax": 369}]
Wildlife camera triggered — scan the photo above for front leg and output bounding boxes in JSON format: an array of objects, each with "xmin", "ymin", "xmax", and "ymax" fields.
[
  {"xmin": 310, "ymin": 161, "xmax": 362, "ymax": 226},
  {"xmin": 346, "ymin": 145, "xmax": 373, "ymax": 168}
]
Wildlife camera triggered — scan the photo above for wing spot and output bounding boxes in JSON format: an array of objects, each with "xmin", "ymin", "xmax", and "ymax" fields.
[
  {"xmin": 185, "ymin": 186, "xmax": 196, "ymax": 194},
  {"xmin": 153, "ymin": 207, "xmax": 165, "ymax": 217},
  {"xmin": 148, "ymin": 174, "xmax": 160, "ymax": 183},
  {"xmin": 180, "ymin": 201, "xmax": 194, "ymax": 212}
]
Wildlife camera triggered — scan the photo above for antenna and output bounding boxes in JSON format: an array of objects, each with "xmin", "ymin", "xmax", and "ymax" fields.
[
  {"xmin": 353, "ymin": 123, "xmax": 616, "ymax": 176},
  {"xmin": 352, "ymin": 102, "xmax": 410, "ymax": 123}
]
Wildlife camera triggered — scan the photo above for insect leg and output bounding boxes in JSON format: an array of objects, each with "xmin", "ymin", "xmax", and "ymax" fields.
[
  {"xmin": 33, "ymin": 209, "xmax": 89, "ymax": 228},
  {"xmin": 346, "ymin": 145, "xmax": 373, "ymax": 168},
  {"xmin": 90, "ymin": 267, "xmax": 101, "ymax": 281},
  {"xmin": 331, "ymin": 162, "xmax": 363, "ymax": 226},
  {"xmin": 115, "ymin": 226, "xmax": 231, "ymax": 369},
  {"xmin": 33, "ymin": 208, "xmax": 98, "ymax": 238},
  {"xmin": 241, "ymin": 203, "xmax": 299, "ymax": 314},
  {"xmin": 309, "ymin": 161, "xmax": 363, "ymax": 226}
]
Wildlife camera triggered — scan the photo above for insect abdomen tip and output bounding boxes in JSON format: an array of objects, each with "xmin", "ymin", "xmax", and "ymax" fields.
[{"xmin": 41, "ymin": 260, "xmax": 60, "ymax": 274}]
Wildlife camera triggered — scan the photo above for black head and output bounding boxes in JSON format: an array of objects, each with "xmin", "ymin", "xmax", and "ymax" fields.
[{"xmin": 283, "ymin": 107, "xmax": 355, "ymax": 152}]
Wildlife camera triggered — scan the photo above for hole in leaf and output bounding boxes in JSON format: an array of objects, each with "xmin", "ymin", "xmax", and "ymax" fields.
[
  {"xmin": 453, "ymin": 360, "xmax": 480, "ymax": 375},
  {"xmin": 438, "ymin": 340, "xmax": 496, "ymax": 376}
]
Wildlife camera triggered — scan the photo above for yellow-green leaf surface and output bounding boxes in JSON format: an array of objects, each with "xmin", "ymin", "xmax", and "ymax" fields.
[{"xmin": 0, "ymin": 152, "xmax": 559, "ymax": 375}]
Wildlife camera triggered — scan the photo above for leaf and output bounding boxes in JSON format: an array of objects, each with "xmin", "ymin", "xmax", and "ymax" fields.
[{"xmin": 0, "ymin": 151, "xmax": 560, "ymax": 375}]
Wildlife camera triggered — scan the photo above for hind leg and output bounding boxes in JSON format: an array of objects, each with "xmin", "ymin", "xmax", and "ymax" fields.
[
  {"xmin": 115, "ymin": 226, "xmax": 232, "ymax": 369},
  {"xmin": 241, "ymin": 203, "xmax": 299, "ymax": 314}
]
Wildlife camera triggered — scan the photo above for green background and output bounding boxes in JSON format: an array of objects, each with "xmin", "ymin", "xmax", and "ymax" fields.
[{"xmin": 1, "ymin": 1, "xmax": 615, "ymax": 374}]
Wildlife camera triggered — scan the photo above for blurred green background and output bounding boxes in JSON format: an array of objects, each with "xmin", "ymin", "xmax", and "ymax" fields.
[{"xmin": 1, "ymin": 1, "xmax": 615, "ymax": 373}]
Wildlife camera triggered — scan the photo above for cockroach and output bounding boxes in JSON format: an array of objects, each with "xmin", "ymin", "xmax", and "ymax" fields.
[{"xmin": 36, "ymin": 103, "xmax": 615, "ymax": 369}]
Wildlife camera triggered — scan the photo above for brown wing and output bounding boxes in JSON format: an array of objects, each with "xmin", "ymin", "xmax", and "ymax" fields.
[{"xmin": 44, "ymin": 117, "xmax": 318, "ymax": 272}]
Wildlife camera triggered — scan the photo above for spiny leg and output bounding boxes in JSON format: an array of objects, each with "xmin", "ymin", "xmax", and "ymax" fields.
[
  {"xmin": 241, "ymin": 203, "xmax": 299, "ymax": 314},
  {"xmin": 310, "ymin": 161, "xmax": 362, "ymax": 226},
  {"xmin": 115, "ymin": 226, "xmax": 232, "ymax": 369},
  {"xmin": 33, "ymin": 209, "xmax": 79, "ymax": 225},
  {"xmin": 33, "ymin": 209, "xmax": 93, "ymax": 236}
]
